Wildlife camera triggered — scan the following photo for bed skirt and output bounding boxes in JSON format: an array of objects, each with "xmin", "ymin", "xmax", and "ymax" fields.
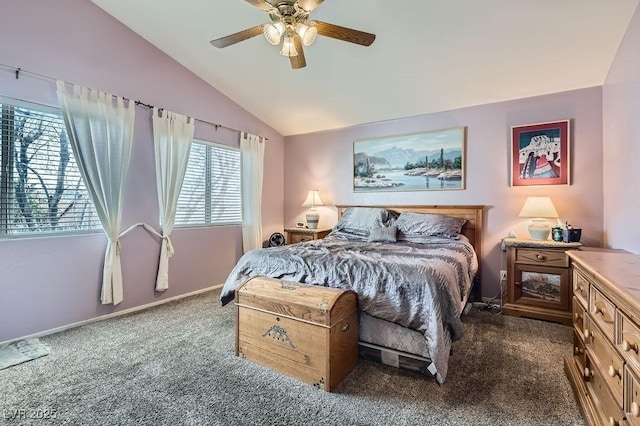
[{"xmin": 358, "ymin": 311, "xmax": 437, "ymax": 377}]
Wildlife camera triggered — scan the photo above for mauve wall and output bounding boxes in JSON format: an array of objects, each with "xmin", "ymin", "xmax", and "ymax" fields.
[
  {"xmin": 603, "ymin": 6, "xmax": 640, "ymax": 253},
  {"xmin": 0, "ymin": 0, "xmax": 284, "ymax": 342},
  {"xmin": 284, "ymin": 88, "xmax": 605, "ymax": 299}
]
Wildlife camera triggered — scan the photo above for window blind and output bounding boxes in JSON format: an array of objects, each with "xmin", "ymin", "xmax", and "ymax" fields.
[
  {"xmin": 0, "ymin": 98, "xmax": 100, "ymax": 236},
  {"xmin": 175, "ymin": 140, "xmax": 242, "ymax": 226}
]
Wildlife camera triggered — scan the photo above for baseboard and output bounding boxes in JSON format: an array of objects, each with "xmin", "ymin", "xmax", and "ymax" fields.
[{"xmin": 0, "ymin": 284, "xmax": 223, "ymax": 346}]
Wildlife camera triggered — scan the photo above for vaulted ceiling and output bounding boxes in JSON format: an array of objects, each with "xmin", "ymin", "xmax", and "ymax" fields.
[{"xmin": 91, "ymin": 0, "xmax": 638, "ymax": 136}]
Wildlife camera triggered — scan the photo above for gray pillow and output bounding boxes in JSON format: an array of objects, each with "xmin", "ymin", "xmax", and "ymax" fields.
[
  {"xmin": 396, "ymin": 212, "xmax": 466, "ymax": 240},
  {"xmin": 367, "ymin": 225, "xmax": 397, "ymax": 243},
  {"xmin": 334, "ymin": 207, "xmax": 397, "ymax": 236}
]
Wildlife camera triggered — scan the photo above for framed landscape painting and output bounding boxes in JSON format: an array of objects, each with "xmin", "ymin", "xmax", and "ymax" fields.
[
  {"xmin": 353, "ymin": 127, "xmax": 466, "ymax": 192},
  {"xmin": 511, "ymin": 120, "xmax": 570, "ymax": 186}
]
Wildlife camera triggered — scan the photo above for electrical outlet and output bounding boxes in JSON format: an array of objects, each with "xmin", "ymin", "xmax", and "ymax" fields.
[{"xmin": 500, "ymin": 270, "xmax": 507, "ymax": 281}]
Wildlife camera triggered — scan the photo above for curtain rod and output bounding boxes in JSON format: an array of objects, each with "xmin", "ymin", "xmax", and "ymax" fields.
[{"xmin": 0, "ymin": 63, "xmax": 268, "ymax": 141}]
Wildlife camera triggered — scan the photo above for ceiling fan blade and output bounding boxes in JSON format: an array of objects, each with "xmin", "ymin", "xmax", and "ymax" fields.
[
  {"xmin": 297, "ymin": 0, "xmax": 324, "ymax": 13},
  {"xmin": 210, "ymin": 25, "xmax": 264, "ymax": 48},
  {"xmin": 244, "ymin": 0, "xmax": 274, "ymax": 12},
  {"xmin": 290, "ymin": 34, "xmax": 306, "ymax": 69},
  {"xmin": 313, "ymin": 21, "xmax": 376, "ymax": 46}
]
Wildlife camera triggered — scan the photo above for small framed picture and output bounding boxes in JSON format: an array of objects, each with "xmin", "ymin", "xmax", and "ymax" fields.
[{"xmin": 511, "ymin": 120, "xmax": 570, "ymax": 186}]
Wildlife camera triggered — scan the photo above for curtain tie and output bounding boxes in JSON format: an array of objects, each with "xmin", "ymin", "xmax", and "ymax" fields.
[{"xmin": 162, "ymin": 234, "xmax": 175, "ymax": 258}]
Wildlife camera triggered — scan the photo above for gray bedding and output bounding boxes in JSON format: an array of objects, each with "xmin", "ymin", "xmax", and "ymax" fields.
[{"xmin": 220, "ymin": 234, "xmax": 478, "ymax": 383}]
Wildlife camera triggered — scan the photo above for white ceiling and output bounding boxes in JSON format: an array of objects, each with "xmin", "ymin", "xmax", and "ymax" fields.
[{"xmin": 91, "ymin": 0, "xmax": 638, "ymax": 136}]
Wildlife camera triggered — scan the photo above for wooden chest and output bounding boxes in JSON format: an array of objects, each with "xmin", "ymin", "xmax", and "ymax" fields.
[{"xmin": 235, "ymin": 276, "xmax": 359, "ymax": 391}]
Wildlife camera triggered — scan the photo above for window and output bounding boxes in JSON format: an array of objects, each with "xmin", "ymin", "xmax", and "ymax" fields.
[
  {"xmin": 175, "ymin": 140, "xmax": 241, "ymax": 226},
  {"xmin": 0, "ymin": 97, "xmax": 100, "ymax": 236}
]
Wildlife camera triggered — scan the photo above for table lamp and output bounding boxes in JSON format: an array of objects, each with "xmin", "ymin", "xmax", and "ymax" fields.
[
  {"xmin": 519, "ymin": 196, "xmax": 559, "ymax": 240},
  {"xmin": 302, "ymin": 190, "xmax": 324, "ymax": 229}
]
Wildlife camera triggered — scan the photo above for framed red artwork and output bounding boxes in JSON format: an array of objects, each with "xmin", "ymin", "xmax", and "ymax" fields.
[{"xmin": 511, "ymin": 120, "xmax": 570, "ymax": 186}]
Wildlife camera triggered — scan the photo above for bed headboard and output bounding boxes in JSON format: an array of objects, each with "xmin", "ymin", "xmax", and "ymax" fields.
[{"xmin": 335, "ymin": 205, "xmax": 484, "ymax": 281}]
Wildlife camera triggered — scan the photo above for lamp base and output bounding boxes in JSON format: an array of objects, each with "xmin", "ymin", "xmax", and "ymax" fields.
[
  {"xmin": 306, "ymin": 212, "xmax": 319, "ymax": 229},
  {"xmin": 528, "ymin": 218, "xmax": 551, "ymax": 240}
]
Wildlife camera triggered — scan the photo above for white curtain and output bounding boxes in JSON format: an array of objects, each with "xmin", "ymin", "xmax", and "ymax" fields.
[
  {"xmin": 56, "ymin": 81, "xmax": 135, "ymax": 305},
  {"xmin": 152, "ymin": 108, "xmax": 194, "ymax": 291},
  {"xmin": 240, "ymin": 132, "xmax": 265, "ymax": 252}
]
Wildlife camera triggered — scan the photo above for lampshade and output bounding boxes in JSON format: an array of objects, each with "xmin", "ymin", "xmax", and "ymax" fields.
[
  {"xmin": 519, "ymin": 197, "xmax": 558, "ymax": 240},
  {"xmin": 280, "ymin": 33, "xmax": 298, "ymax": 57},
  {"xmin": 302, "ymin": 190, "xmax": 324, "ymax": 207},
  {"xmin": 263, "ymin": 22, "xmax": 285, "ymax": 45},
  {"xmin": 295, "ymin": 22, "xmax": 317, "ymax": 46},
  {"xmin": 518, "ymin": 197, "xmax": 559, "ymax": 218}
]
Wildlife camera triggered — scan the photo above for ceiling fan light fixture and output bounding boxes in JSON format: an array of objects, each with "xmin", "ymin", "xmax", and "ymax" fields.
[
  {"xmin": 295, "ymin": 22, "xmax": 317, "ymax": 46},
  {"xmin": 263, "ymin": 21, "xmax": 285, "ymax": 45},
  {"xmin": 280, "ymin": 33, "xmax": 298, "ymax": 57},
  {"xmin": 211, "ymin": 1, "xmax": 377, "ymax": 70}
]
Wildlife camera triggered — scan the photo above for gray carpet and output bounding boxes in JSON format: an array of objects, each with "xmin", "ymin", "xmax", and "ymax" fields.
[{"xmin": 0, "ymin": 289, "xmax": 584, "ymax": 425}]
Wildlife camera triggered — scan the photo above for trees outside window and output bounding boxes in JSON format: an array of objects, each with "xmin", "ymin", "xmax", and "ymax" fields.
[{"xmin": 0, "ymin": 99, "xmax": 100, "ymax": 236}]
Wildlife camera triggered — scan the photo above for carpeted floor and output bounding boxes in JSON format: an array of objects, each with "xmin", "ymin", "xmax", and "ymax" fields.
[{"xmin": 0, "ymin": 289, "xmax": 584, "ymax": 425}]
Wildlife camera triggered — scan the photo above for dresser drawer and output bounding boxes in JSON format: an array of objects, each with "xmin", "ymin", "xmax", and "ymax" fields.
[
  {"xmin": 625, "ymin": 366, "xmax": 640, "ymax": 426},
  {"xmin": 573, "ymin": 329, "xmax": 586, "ymax": 373},
  {"xmin": 585, "ymin": 354, "xmax": 625, "ymax": 426},
  {"xmin": 573, "ymin": 297, "xmax": 587, "ymax": 339},
  {"xmin": 590, "ymin": 286, "xmax": 616, "ymax": 340},
  {"xmin": 573, "ymin": 270, "xmax": 590, "ymax": 309},
  {"xmin": 290, "ymin": 233, "xmax": 315, "ymax": 244},
  {"xmin": 515, "ymin": 248, "xmax": 568, "ymax": 267},
  {"xmin": 619, "ymin": 311, "xmax": 640, "ymax": 370},
  {"xmin": 584, "ymin": 319, "xmax": 624, "ymax": 407}
]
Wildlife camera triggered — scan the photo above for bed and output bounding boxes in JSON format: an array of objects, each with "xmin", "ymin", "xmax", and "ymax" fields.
[{"xmin": 220, "ymin": 205, "xmax": 484, "ymax": 383}]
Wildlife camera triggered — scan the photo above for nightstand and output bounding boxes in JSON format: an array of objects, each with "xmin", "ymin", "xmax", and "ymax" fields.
[
  {"xmin": 284, "ymin": 228, "xmax": 331, "ymax": 244},
  {"xmin": 501, "ymin": 237, "xmax": 582, "ymax": 326}
]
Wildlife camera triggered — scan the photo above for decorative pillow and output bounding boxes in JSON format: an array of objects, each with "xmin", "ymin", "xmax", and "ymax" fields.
[
  {"xmin": 333, "ymin": 207, "xmax": 397, "ymax": 236},
  {"xmin": 396, "ymin": 212, "xmax": 466, "ymax": 240},
  {"xmin": 367, "ymin": 225, "xmax": 398, "ymax": 243}
]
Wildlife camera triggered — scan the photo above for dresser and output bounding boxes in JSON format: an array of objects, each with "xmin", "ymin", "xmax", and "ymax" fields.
[
  {"xmin": 565, "ymin": 250, "xmax": 640, "ymax": 426},
  {"xmin": 502, "ymin": 238, "xmax": 582, "ymax": 326}
]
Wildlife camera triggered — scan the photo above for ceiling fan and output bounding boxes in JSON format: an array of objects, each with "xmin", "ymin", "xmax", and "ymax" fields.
[{"xmin": 210, "ymin": 0, "xmax": 376, "ymax": 69}]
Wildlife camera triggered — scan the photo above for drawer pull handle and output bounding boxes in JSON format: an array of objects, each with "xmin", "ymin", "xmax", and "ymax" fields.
[
  {"xmin": 608, "ymin": 365, "xmax": 621, "ymax": 379},
  {"xmin": 631, "ymin": 402, "xmax": 640, "ymax": 417},
  {"xmin": 622, "ymin": 340, "xmax": 639, "ymax": 354},
  {"xmin": 574, "ymin": 312, "xmax": 582, "ymax": 320},
  {"xmin": 341, "ymin": 323, "xmax": 350, "ymax": 332},
  {"xmin": 515, "ymin": 281, "xmax": 521, "ymax": 288},
  {"xmin": 576, "ymin": 284, "xmax": 583, "ymax": 292},
  {"xmin": 583, "ymin": 328, "xmax": 590, "ymax": 340},
  {"xmin": 574, "ymin": 346, "xmax": 584, "ymax": 355},
  {"xmin": 536, "ymin": 254, "xmax": 546, "ymax": 261},
  {"xmin": 594, "ymin": 306, "xmax": 605, "ymax": 316},
  {"xmin": 584, "ymin": 367, "xmax": 593, "ymax": 379}
]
